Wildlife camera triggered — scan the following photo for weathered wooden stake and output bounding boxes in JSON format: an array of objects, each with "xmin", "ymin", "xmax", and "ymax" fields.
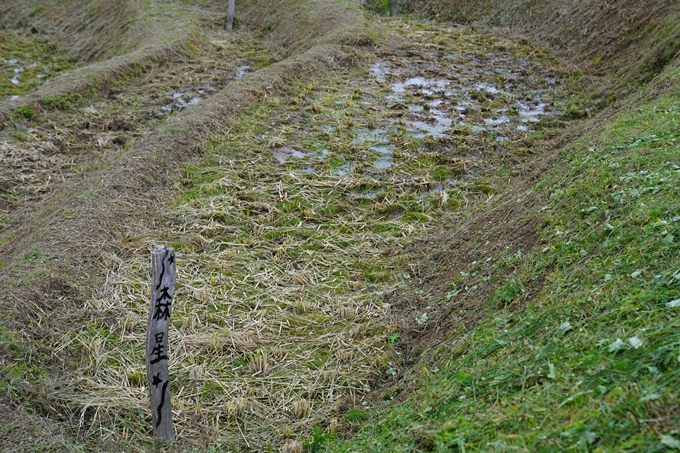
[
  {"xmin": 389, "ymin": 0, "xmax": 398, "ymax": 16},
  {"xmin": 146, "ymin": 248, "xmax": 176, "ymax": 442},
  {"xmin": 227, "ymin": 0, "xmax": 235, "ymax": 30}
]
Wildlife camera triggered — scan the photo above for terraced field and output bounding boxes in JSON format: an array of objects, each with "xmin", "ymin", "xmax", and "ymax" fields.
[{"xmin": 1, "ymin": 0, "xmax": 678, "ymax": 452}]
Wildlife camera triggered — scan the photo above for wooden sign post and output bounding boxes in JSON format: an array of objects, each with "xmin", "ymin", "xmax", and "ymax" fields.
[
  {"xmin": 146, "ymin": 248, "xmax": 176, "ymax": 442},
  {"xmin": 226, "ymin": 0, "xmax": 235, "ymax": 30},
  {"xmin": 389, "ymin": 0, "xmax": 398, "ymax": 16}
]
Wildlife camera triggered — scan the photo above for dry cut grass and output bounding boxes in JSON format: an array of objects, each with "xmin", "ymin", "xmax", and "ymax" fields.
[{"xmin": 15, "ymin": 17, "xmax": 567, "ymax": 452}]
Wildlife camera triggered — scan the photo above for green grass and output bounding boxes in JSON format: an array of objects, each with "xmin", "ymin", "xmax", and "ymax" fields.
[
  {"xmin": 323, "ymin": 70, "xmax": 680, "ymax": 452},
  {"xmin": 0, "ymin": 32, "xmax": 73, "ymax": 99},
  {"xmin": 46, "ymin": 19, "xmax": 570, "ymax": 449}
]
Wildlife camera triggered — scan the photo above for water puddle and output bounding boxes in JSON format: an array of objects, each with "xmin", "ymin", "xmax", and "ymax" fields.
[
  {"xmin": 370, "ymin": 145, "xmax": 394, "ymax": 170},
  {"xmin": 392, "ymin": 77, "xmax": 450, "ymax": 96},
  {"xmin": 272, "ymin": 146, "xmax": 306, "ymax": 164},
  {"xmin": 350, "ymin": 190, "xmax": 383, "ymax": 200},
  {"xmin": 236, "ymin": 64, "xmax": 251, "ymax": 78},
  {"xmin": 484, "ymin": 115, "xmax": 510, "ymax": 126},
  {"xmin": 517, "ymin": 100, "xmax": 547, "ymax": 122},
  {"xmin": 353, "ymin": 128, "xmax": 391, "ymax": 144},
  {"xmin": 283, "ymin": 31, "xmax": 566, "ymax": 187},
  {"xmin": 333, "ymin": 161, "xmax": 355, "ymax": 176},
  {"xmin": 160, "ymin": 86, "xmax": 218, "ymax": 114},
  {"xmin": 406, "ymin": 119, "xmax": 450, "ymax": 138},
  {"xmin": 1, "ymin": 34, "xmax": 73, "ymax": 98},
  {"xmin": 370, "ymin": 60, "xmax": 389, "ymax": 82},
  {"xmin": 370, "ymin": 145, "xmax": 393, "ymax": 154},
  {"xmin": 419, "ymin": 184, "xmax": 444, "ymax": 198},
  {"xmin": 474, "ymin": 83, "xmax": 502, "ymax": 94}
]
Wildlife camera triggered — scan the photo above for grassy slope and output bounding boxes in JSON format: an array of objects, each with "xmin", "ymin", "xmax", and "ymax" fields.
[
  {"xmin": 327, "ymin": 64, "xmax": 680, "ymax": 453},
  {"xmin": 320, "ymin": 4, "xmax": 680, "ymax": 453}
]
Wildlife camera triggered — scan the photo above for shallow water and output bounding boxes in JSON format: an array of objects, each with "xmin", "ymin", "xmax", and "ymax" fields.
[
  {"xmin": 353, "ymin": 128, "xmax": 391, "ymax": 144},
  {"xmin": 370, "ymin": 145, "xmax": 395, "ymax": 170},
  {"xmin": 362, "ymin": 49, "xmax": 563, "ymax": 143},
  {"xmin": 235, "ymin": 64, "xmax": 251, "ymax": 78},
  {"xmin": 1, "ymin": 34, "xmax": 72, "ymax": 98},
  {"xmin": 517, "ymin": 100, "xmax": 547, "ymax": 122},
  {"xmin": 333, "ymin": 161, "xmax": 355, "ymax": 176},
  {"xmin": 272, "ymin": 146, "xmax": 306, "ymax": 164},
  {"xmin": 475, "ymin": 83, "xmax": 501, "ymax": 94},
  {"xmin": 286, "ymin": 34, "xmax": 565, "ymax": 187},
  {"xmin": 407, "ymin": 118, "xmax": 450, "ymax": 138},
  {"xmin": 370, "ymin": 61, "xmax": 389, "ymax": 82},
  {"xmin": 374, "ymin": 156, "xmax": 393, "ymax": 170},
  {"xmin": 485, "ymin": 115, "xmax": 510, "ymax": 126},
  {"xmin": 392, "ymin": 77, "xmax": 450, "ymax": 96}
]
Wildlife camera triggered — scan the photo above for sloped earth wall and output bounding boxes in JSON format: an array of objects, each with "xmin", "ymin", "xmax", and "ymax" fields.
[{"xmin": 403, "ymin": 0, "xmax": 680, "ymax": 111}]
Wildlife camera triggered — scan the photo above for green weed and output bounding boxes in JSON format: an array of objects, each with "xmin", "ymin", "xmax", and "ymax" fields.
[{"xmin": 325, "ymin": 56, "xmax": 680, "ymax": 453}]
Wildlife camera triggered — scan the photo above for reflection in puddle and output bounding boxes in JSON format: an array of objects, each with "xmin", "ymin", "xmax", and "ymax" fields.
[
  {"xmin": 484, "ymin": 115, "xmax": 510, "ymax": 126},
  {"xmin": 374, "ymin": 156, "xmax": 393, "ymax": 169},
  {"xmin": 353, "ymin": 128, "xmax": 391, "ymax": 144},
  {"xmin": 351, "ymin": 190, "xmax": 382, "ymax": 200},
  {"xmin": 418, "ymin": 184, "xmax": 446, "ymax": 199},
  {"xmin": 407, "ymin": 110, "xmax": 452, "ymax": 138},
  {"xmin": 160, "ymin": 86, "xmax": 218, "ymax": 114},
  {"xmin": 273, "ymin": 146, "xmax": 306, "ymax": 164},
  {"xmin": 370, "ymin": 61, "xmax": 389, "ymax": 82},
  {"xmin": 370, "ymin": 145, "xmax": 394, "ymax": 170},
  {"xmin": 172, "ymin": 92, "xmax": 203, "ymax": 107},
  {"xmin": 370, "ymin": 145, "xmax": 393, "ymax": 155},
  {"xmin": 392, "ymin": 77, "xmax": 450, "ymax": 95},
  {"xmin": 236, "ymin": 65, "xmax": 251, "ymax": 78},
  {"xmin": 333, "ymin": 162, "xmax": 355, "ymax": 176},
  {"xmin": 474, "ymin": 83, "xmax": 501, "ymax": 94},
  {"xmin": 517, "ymin": 100, "xmax": 547, "ymax": 122}
]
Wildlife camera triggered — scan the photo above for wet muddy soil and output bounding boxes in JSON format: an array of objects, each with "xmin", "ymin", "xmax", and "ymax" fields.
[{"xmin": 266, "ymin": 24, "xmax": 567, "ymax": 201}]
